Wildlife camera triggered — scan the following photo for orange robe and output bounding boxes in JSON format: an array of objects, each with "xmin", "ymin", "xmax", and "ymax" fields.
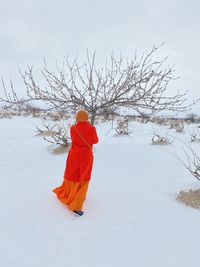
[{"xmin": 53, "ymin": 122, "xmax": 99, "ymax": 211}]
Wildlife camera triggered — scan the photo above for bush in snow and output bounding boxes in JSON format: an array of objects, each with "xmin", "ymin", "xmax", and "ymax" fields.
[
  {"xmin": 0, "ymin": 111, "xmax": 12, "ymax": 119},
  {"xmin": 36, "ymin": 123, "xmax": 71, "ymax": 154},
  {"xmin": 173, "ymin": 144, "xmax": 200, "ymax": 182},
  {"xmin": 174, "ymin": 120, "xmax": 185, "ymax": 133},
  {"xmin": 168, "ymin": 119, "xmax": 185, "ymax": 133},
  {"xmin": 185, "ymin": 113, "xmax": 200, "ymax": 124},
  {"xmin": 35, "ymin": 124, "xmax": 58, "ymax": 137},
  {"xmin": 189, "ymin": 129, "xmax": 200, "ymax": 143},
  {"xmin": 154, "ymin": 117, "xmax": 169, "ymax": 126},
  {"xmin": 115, "ymin": 117, "xmax": 133, "ymax": 135},
  {"xmin": 151, "ymin": 132, "xmax": 174, "ymax": 145},
  {"xmin": 177, "ymin": 189, "xmax": 200, "ymax": 209}
]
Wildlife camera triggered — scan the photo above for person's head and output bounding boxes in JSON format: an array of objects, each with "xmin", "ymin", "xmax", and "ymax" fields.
[{"xmin": 76, "ymin": 109, "xmax": 89, "ymax": 122}]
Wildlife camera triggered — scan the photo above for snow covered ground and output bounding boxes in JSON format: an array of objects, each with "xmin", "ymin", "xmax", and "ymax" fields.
[{"xmin": 0, "ymin": 116, "xmax": 200, "ymax": 267}]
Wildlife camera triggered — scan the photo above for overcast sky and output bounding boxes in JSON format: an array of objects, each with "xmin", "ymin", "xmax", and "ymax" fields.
[{"xmin": 0, "ymin": 0, "xmax": 200, "ymax": 110}]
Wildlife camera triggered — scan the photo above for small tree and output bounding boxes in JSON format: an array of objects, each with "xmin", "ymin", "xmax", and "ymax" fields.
[{"xmin": 0, "ymin": 45, "xmax": 196, "ymax": 124}]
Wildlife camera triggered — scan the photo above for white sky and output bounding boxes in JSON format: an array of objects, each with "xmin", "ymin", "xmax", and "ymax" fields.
[{"xmin": 0, "ymin": 0, "xmax": 200, "ymax": 110}]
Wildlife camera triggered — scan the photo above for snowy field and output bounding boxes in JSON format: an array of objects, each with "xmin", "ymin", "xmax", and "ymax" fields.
[{"xmin": 0, "ymin": 116, "xmax": 200, "ymax": 267}]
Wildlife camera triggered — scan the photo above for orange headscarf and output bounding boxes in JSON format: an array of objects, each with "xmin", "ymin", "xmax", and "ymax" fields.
[{"xmin": 76, "ymin": 109, "xmax": 89, "ymax": 122}]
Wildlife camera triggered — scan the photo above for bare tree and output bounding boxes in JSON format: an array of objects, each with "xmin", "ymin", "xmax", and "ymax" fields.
[{"xmin": 0, "ymin": 45, "xmax": 196, "ymax": 124}]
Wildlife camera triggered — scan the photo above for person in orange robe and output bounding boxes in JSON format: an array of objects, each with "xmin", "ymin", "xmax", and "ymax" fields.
[{"xmin": 52, "ymin": 109, "xmax": 99, "ymax": 216}]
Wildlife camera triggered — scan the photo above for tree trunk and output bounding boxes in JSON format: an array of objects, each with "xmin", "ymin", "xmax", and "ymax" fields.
[{"xmin": 90, "ymin": 112, "xmax": 96, "ymax": 125}]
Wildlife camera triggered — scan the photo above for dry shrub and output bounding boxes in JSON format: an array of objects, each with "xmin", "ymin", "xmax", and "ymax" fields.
[
  {"xmin": 151, "ymin": 132, "xmax": 174, "ymax": 145},
  {"xmin": 190, "ymin": 129, "xmax": 200, "ymax": 143},
  {"xmin": 155, "ymin": 117, "xmax": 169, "ymax": 126},
  {"xmin": 51, "ymin": 144, "xmax": 71, "ymax": 155},
  {"xmin": 35, "ymin": 130, "xmax": 57, "ymax": 137},
  {"xmin": 115, "ymin": 117, "xmax": 133, "ymax": 135},
  {"xmin": 174, "ymin": 120, "xmax": 185, "ymax": 133},
  {"xmin": 35, "ymin": 124, "xmax": 57, "ymax": 137},
  {"xmin": 176, "ymin": 189, "xmax": 200, "ymax": 209},
  {"xmin": 36, "ymin": 123, "xmax": 71, "ymax": 154},
  {"xmin": 0, "ymin": 112, "xmax": 12, "ymax": 119}
]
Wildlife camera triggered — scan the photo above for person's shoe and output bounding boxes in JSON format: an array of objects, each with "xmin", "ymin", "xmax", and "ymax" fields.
[{"xmin": 73, "ymin": 210, "xmax": 84, "ymax": 216}]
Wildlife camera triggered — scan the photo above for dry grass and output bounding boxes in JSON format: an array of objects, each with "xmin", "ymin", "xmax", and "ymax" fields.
[
  {"xmin": 176, "ymin": 188, "xmax": 200, "ymax": 209},
  {"xmin": 35, "ymin": 130, "xmax": 57, "ymax": 137},
  {"xmin": 51, "ymin": 144, "xmax": 71, "ymax": 155}
]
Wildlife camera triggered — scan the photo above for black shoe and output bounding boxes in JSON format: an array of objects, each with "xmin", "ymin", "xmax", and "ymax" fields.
[{"xmin": 73, "ymin": 210, "xmax": 84, "ymax": 216}]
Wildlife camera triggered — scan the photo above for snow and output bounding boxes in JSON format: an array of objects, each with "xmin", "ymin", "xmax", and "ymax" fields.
[{"xmin": 0, "ymin": 116, "xmax": 200, "ymax": 267}]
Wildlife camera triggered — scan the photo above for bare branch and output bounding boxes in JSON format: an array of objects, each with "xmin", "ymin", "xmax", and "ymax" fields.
[{"xmin": 1, "ymin": 45, "xmax": 197, "ymax": 124}]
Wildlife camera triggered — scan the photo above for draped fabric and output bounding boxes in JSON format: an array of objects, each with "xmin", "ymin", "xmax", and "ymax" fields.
[
  {"xmin": 52, "ymin": 179, "xmax": 90, "ymax": 211},
  {"xmin": 64, "ymin": 122, "xmax": 99, "ymax": 182},
  {"xmin": 53, "ymin": 121, "xmax": 99, "ymax": 211}
]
